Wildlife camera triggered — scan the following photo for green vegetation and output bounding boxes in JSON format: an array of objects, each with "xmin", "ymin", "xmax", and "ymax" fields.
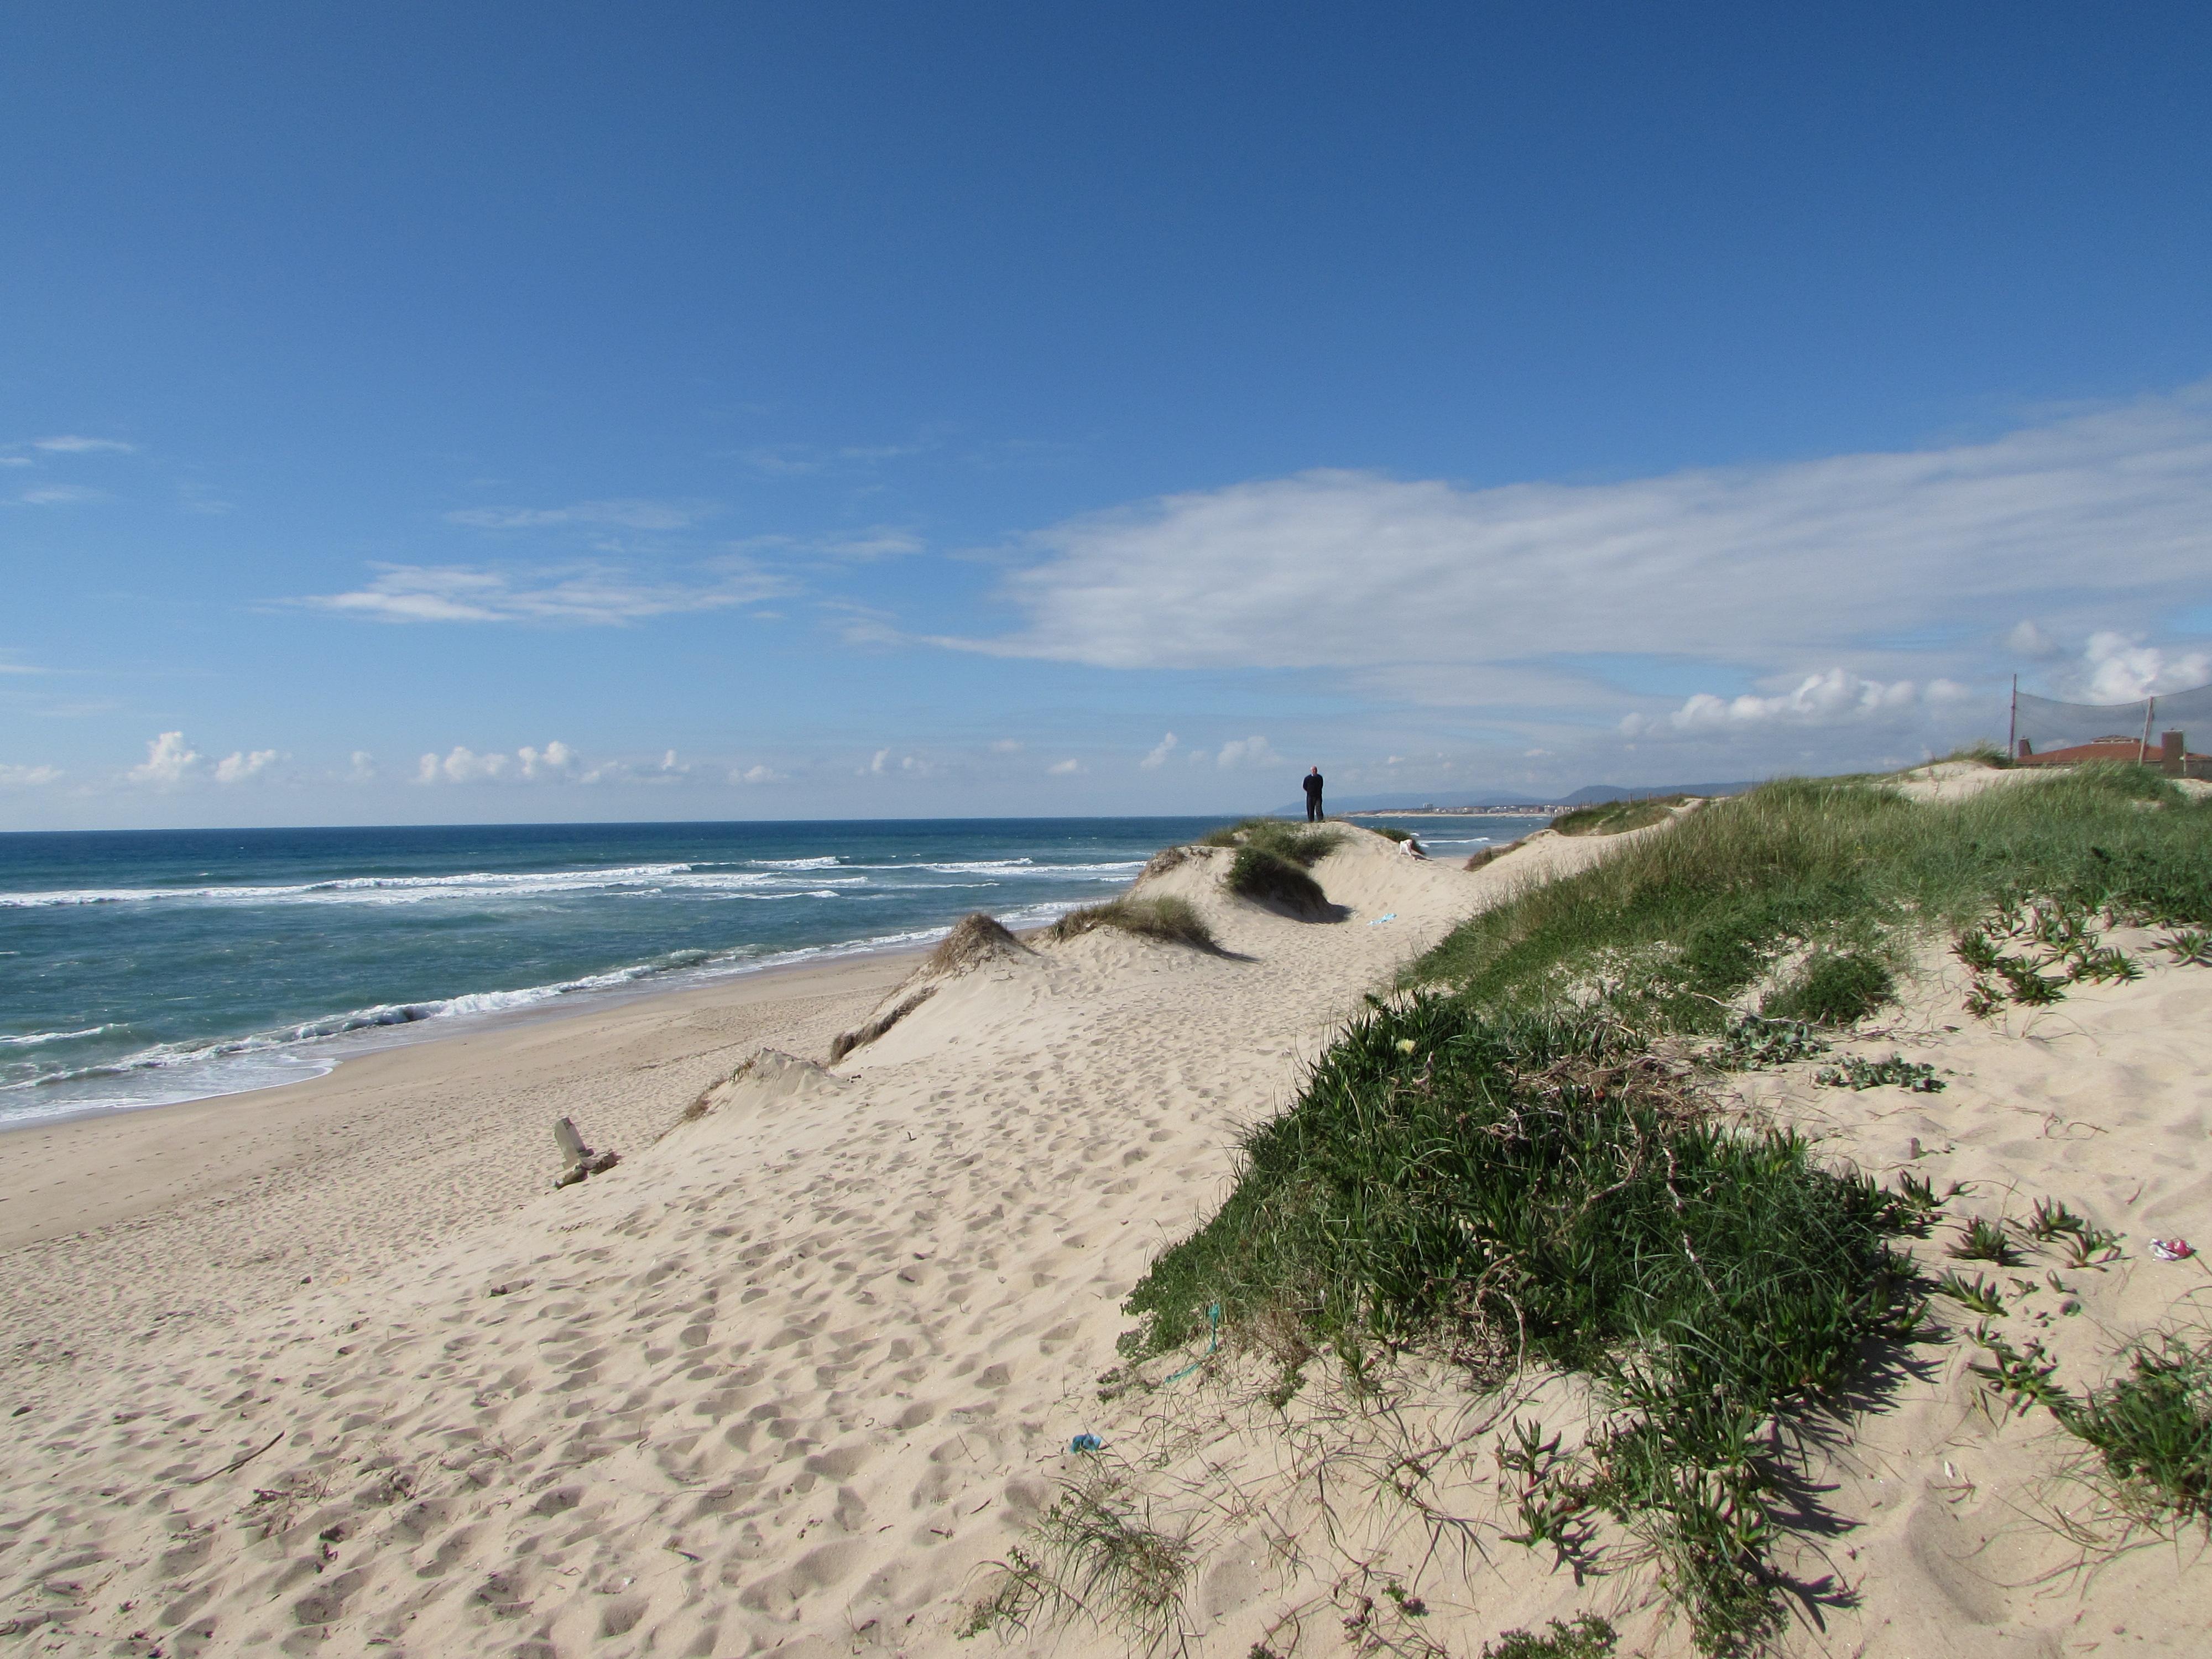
[
  {"xmin": 1549, "ymin": 794, "xmax": 1685, "ymax": 837},
  {"xmin": 1949, "ymin": 1214, "xmax": 2020, "ymax": 1265},
  {"xmin": 1225, "ymin": 847, "xmax": 1330, "ymax": 915},
  {"xmin": 1046, "ymin": 894, "xmax": 1219, "ymax": 952},
  {"xmin": 1481, "ymin": 1615, "xmax": 1619, "ymax": 1659},
  {"xmin": 1202, "ymin": 816, "xmax": 1345, "ymax": 867},
  {"xmin": 1099, "ymin": 764, "xmax": 2212, "ymax": 1653},
  {"xmin": 1762, "ymin": 947, "xmax": 1895, "ymax": 1025},
  {"xmin": 1814, "ymin": 1053, "xmax": 1942, "ymax": 1092},
  {"xmin": 1933, "ymin": 740, "xmax": 2017, "ymax": 768},
  {"xmin": 961, "ymin": 1470, "xmax": 1193, "ymax": 1653},
  {"xmin": 1373, "ymin": 825, "xmax": 1415, "ymax": 843},
  {"xmin": 1199, "ymin": 818, "xmax": 1348, "ymax": 915},
  {"xmin": 1465, "ymin": 835, "xmax": 1528, "ymax": 872},
  {"xmin": 1412, "ymin": 766, "xmax": 2209, "ymax": 1031},
  {"xmin": 2064, "ymin": 1332, "xmax": 2212, "ymax": 1529},
  {"xmin": 1122, "ymin": 1001, "xmax": 1923, "ymax": 1652}
]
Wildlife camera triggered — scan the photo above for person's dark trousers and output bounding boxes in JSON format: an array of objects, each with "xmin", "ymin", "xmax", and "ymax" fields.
[{"xmin": 1306, "ymin": 799, "xmax": 1322, "ymax": 822}]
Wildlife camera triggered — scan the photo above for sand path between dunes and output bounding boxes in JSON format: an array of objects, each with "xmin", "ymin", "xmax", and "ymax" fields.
[{"xmin": 0, "ymin": 826, "xmax": 1621, "ymax": 1657}]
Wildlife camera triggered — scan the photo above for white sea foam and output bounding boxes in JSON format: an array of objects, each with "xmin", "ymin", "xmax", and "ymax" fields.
[
  {"xmin": 0, "ymin": 1025, "xmax": 111, "ymax": 1047},
  {"xmin": 0, "ymin": 919, "xmax": 964, "ymax": 1122},
  {"xmin": 0, "ymin": 864, "xmax": 881, "ymax": 908}
]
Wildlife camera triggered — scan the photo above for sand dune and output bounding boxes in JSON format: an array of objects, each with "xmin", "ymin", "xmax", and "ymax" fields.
[{"xmin": 4, "ymin": 818, "xmax": 2207, "ymax": 1658}]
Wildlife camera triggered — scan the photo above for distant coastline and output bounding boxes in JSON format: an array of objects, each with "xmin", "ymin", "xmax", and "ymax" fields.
[{"xmin": 1342, "ymin": 804, "xmax": 1566, "ymax": 819}]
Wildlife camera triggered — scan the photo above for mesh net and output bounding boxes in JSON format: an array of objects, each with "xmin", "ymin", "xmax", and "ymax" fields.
[{"xmin": 2013, "ymin": 682, "xmax": 2212, "ymax": 760}]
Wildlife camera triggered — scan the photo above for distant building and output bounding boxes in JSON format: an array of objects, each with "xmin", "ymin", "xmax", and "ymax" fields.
[{"xmin": 2017, "ymin": 731, "xmax": 2212, "ymax": 779}]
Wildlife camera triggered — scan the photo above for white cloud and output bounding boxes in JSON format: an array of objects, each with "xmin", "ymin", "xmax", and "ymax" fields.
[
  {"xmin": 517, "ymin": 740, "xmax": 576, "ymax": 779},
  {"xmin": 869, "ymin": 748, "xmax": 891, "ymax": 775},
  {"xmin": 817, "ymin": 528, "xmax": 925, "ymax": 561},
  {"xmin": 582, "ymin": 749, "xmax": 688, "ymax": 785},
  {"xmin": 128, "ymin": 731, "xmax": 201, "ymax": 786},
  {"xmin": 1214, "ymin": 734, "xmax": 1282, "ymax": 770},
  {"xmin": 0, "ymin": 763, "xmax": 61, "ymax": 786},
  {"xmin": 2006, "ymin": 620, "xmax": 2064, "ymax": 660},
  {"xmin": 2068, "ymin": 632, "xmax": 2212, "ymax": 702},
  {"xmin": 989, "ymin": 739, "xmax": 1024, "ymax": 754},
  {"xmin": 732, "ymin": 764, "xmax": 780, "ymax": 784},
  {"xmin": 1048, "ymin": 758, "xmax": 1083, "ymax": 775},
  {"xmin": 296, "ymin": 560, "xmax": 786, "ymax": 625},
  {"xmin": 0, "ymin": 456, "xmax": 31, "ymax": 467},
  {"xmin": 17, "ymin": 485, "xmax": 100, "ymax": 506},
  {"xmin": 419, "ymin": 747, "xmax": 508, "ymax": 784},
  {"xmin": 34, "ymin": 435, "xmax": 135, "ymax": 453},
  {"xmin": 1139, "ymin": 732, "xmax": 1179, "ymax": 769},
  {"xmin": 214, "ymin": 748, "xmax": 278, "ymax": 784},
  {"xmin": 445, "ymin": 498, "xmax": 713, "ymax": 531},
  {"xmin": 347, "ymin": 750, "xmax": 377, "ymax": 782},
  {"xmin": 948, "ymin": 387, "xmax": 2212, "ymax": 721},
  {"xmin": 415, "ymin": 742, "xmax": 577, "ymax": 784},
  {"xmin": 1621, "ymin": 669, "xmax": 1948, "ymax": 737}
]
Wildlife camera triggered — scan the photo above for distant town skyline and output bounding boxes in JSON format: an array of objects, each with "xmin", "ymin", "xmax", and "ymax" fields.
[{"xmin": 6, "ymin": 4, "xmax": 2211, "ymax": 829}]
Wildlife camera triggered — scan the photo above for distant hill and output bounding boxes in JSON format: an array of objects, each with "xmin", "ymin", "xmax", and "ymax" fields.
[{"xmin": 1559, "ymin": 781, "xmax": 1759, "ymax": 805}]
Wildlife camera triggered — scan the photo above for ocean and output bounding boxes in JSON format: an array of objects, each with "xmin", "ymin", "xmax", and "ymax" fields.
[{"xmin": 0, "ymin": 813, "xmax": 1542, "ymax": 1126}]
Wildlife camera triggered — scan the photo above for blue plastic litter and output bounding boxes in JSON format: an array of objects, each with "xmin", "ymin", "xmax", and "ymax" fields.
[
  {"xmin": 1068, "ymin": 1433, "xmax": 1104, "ymax": 1453},
  {"xmin": 1161, "ymin": 1302, "xmax": 1221, "ymax": 1384},
  {"xmin": 1367, "ymin": 912, "xmax": 1397, "ymax": 926}
]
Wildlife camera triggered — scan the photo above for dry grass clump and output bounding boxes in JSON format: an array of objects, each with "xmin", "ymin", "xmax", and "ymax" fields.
[
  {"xmin": 961, "ymin": 1468, "xmax": 1194, "ymax": 1653},
  {"xmin": 1046, "ymin": 895, "xmax": 1218, "ymax": 952},
  {"xmin": 924, "ymin": 911, "xmax": 1031, "ymax": 975},
  {"xmin": 1465, "ymin": 835, "xmax": 1530, "ymax": 872},
  {"xmin": 1137, "ymin": 844, "xmax": 1193, "ymax": 880},
  {"xmin": 1551, "ymin": 795, "xmax": 1685, "ymax": 837},
  {"xmin": 827, "ymin": 986, "xmax": 937, "ymax": 1063}
]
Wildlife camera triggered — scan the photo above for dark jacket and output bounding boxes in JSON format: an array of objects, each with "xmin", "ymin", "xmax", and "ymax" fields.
[{"xmin": 1302, "ymin": 773, "xmax": 1324, "ymax": 799}]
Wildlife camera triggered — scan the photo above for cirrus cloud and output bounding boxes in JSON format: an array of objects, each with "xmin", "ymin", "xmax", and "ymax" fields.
[
  {"xmin": 942, "ymin": 387, "xmax": 2212, "ymax": 732},
  {"xmin": 296, "ymin": 560, "xmax": 789, "ymax": 625},
  {"xmin": 444, "ymin": 497, "xmax": 715, "ymax": 531}
]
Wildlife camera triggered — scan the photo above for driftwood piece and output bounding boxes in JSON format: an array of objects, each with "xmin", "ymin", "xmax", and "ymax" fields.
[{"xmin": 552, "ymin": 1116, "xmax": 620, "ymax": 1189}]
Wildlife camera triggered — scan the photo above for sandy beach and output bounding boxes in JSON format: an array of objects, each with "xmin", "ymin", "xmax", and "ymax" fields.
[{"xmin": 4, "ymin": 813, "xmax": 2209, "ymax": 1658}]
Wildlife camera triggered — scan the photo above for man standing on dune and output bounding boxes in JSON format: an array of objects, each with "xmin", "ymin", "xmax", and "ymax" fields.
[{"xmin": 1303, "ymin": 766, "xmax": 1325, "ymax": 822}]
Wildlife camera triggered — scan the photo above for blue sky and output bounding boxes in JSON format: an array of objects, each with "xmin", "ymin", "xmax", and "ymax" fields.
[{"xmin": 6, "ymin": 3, "xmax": 2210, "ymax": 828}]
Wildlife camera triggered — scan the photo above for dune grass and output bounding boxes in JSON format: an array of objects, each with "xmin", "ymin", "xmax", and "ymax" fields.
[
  {"xmin": 1115, "ymin": 764, "xmax": 2212, "ymax": 1653},
  {"xmin": 1122, "ymin": 1000, "xmax": 1927, "ymax": 1652},
  {"xmin": 926, "ymin": 911, "xmax": 1031, "ymax": 974},
  {"xmin": 1201, "ymin": 816, "xmax": 1347, "ymax": 866},
  {"xmin": 2063, "ymin": 1330, "xmax": 2212, "ymax": 1530},
  {"xmin": 1465, "ymin": 834, "xmax": 1530, "ymax": 872},
  {"xmin": 1046, "ymin": 894, "xmax": 1218, "ymax": 952},
  {"xmin": 1225, "ymin": 846, "xmax": 1332, "ymax": 915},
  {"xmin": 1549, "ymin": 795, "xmax": 1684, "ymax": 837},
  {"xmin": 1414, "ymin": 765, "xmax": 2208, "ymax": 1032}
]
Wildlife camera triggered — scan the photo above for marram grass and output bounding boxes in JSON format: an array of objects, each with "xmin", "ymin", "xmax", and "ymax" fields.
[{"xmin": 1115, "ymin": 764, "xmax": 2212, "ymax": 1655}]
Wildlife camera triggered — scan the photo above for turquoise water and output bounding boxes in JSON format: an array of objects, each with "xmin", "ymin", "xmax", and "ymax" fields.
[{"xmin": 0, "ymin": 814, "xmax": 1541, "ymax": 1124}]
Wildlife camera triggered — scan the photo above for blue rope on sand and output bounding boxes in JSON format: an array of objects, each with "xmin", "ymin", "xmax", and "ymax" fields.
[{"xmin": 1161, "ymin": 1302, "xmax": 1220, "ymax": 1384}]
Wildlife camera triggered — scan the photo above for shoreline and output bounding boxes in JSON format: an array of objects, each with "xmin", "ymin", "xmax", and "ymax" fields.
[
  {"xmin": 0, "ymin": 941, "xmax": 920, "ymax": 1255},
  {"xmin": 0, "ymin": 928, "xmax": 946, "ymax": 1141}
]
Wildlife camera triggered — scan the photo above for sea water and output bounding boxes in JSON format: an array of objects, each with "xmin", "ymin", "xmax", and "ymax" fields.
[{"xmin": 0, "ymin": 814, "xmax": 1543, "ymax": 1125}]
